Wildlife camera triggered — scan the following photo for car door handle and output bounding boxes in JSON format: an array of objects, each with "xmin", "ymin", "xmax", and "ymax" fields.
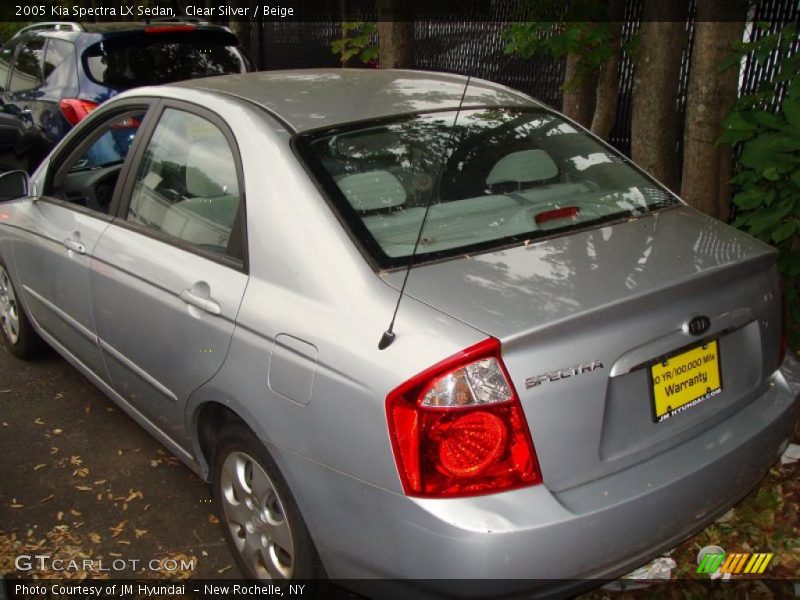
[
  {"xmin": 63, "ymin": 239, "xmax": 85, "ymax": 254},
  {"xmin": 21, "ymin": 107, "xmax": 32, "ymax": 122},
  {"xmin": 179, "ymin": 289, "xmax": 221, "ymax": 315}
]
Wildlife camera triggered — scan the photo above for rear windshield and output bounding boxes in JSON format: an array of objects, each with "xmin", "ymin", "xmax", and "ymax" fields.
[
  {"xmin": 82, "ymin": 31, "xmax": 247, "ymax": 88},
  {"xmin": 297, "ymin": 107, "xmax": 678, "ymax": 269}
]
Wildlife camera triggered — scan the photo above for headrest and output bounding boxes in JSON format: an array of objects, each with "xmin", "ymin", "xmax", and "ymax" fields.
[
  {"xmin": 185, "ymin": 136, "xmax": 237, "ymax": 198},
  {"xmin": 486, "ymin": 149, "xmax": 558, "ymax": 186},
  {"xmin": 337, "ymin": 170, "xmax": 407, "ymax": 212}
]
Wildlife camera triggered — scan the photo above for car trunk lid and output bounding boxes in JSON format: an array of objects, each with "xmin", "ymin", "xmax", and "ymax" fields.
[{"xmin": 380, "ymin": 207, "xmax": 783, "ymax": 491}]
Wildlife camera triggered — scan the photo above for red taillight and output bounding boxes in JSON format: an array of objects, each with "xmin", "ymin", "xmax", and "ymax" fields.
[
  {"xmin": 59, "ymin": 99, "xmax": 98, "ymax": 126},
  {"xmin": 535, "ymin": 206, "xmax": 580, "ymax": 225},
  {"xmin": 145, "ymin": 25, "xmax": 196, "ymax": 34},
  {"xmin": 386, "ymin": 338, "xmax": 542, "ymax": 498}
]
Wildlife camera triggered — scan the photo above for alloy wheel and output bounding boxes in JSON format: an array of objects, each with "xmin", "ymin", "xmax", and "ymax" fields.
[
  {"xmin": 219, "ymin": 450, "xmax": 295, "ymax": 579},
  {"xmin": 0, "ymin": 265, "xmax": 20, "ymax": 345}
]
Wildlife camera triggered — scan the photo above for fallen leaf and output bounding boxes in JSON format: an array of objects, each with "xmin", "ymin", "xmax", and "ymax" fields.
[
  {"xmin": 39, "ymin": 494, "xmax": 54, "ymax": 504},
  {"xmin": 70, "ymin": 509, "xmax": 81, "ymax": 517},
  {"xmin": 33, "ymin": 464, "xmax": 46, "ymax": 471},
  {"xmin": 217, "ymin": 565, "xmax": 232, "ymax": 574},
  {"xmin": 89, "ymin": 532, "xmax": 102, "ymax": 544},
  {"xmin": 57, "ymin": 511, "xmax": 64, "ymax": 521},
  {"xmin": 125, "ymin": 490, "xmax": 143, "ymax": 502},
  {"xmin": 208, "ymin": 514, "xmax": 219, "ymax": 524},
  {"xmin": 70, "ymin": 456, "xmax": 83, "ymax": 466},
  {"xmin": 134, "ymin": 529, "xmax": 147, "ymax": 538},
  {"xmin": 34, "ymin": 417, "xmax": 45, "ymax": 425},
  {"xmin": 73, "ymin": 467, "xmax": 89, "ymax": 478},
  {"xmin": 50, "ymin": 447, "xmax": 59, "ymax": 454},
  {"xmin": 110, "ymin": 520, "xmax": 128, "ymax": 537},
  {"xmin": 52, "ymin": 429, "xmax": 62, "ymax": 435},
  {"xmin": 116, "ymin": 540, "xmax": 131, "ymax": 545},
  {"xmin": 149, "ymin": 460, "xmax": 161, "ymax": 467},
  {"xmin": 10, "ymin": 501, "xmax": 24, "ymax": 508},
  {"xmin": 93, "ymin": 479, "xmax": 107, "ymax": 485},
  {"xmin": 75, "ymin": 485, "xmax": 92, "ymax": 491}
]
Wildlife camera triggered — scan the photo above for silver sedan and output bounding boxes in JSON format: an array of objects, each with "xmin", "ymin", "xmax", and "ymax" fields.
[{"xmin": 0, "ymin": 69, "xmax": 798, "ymax": 596}]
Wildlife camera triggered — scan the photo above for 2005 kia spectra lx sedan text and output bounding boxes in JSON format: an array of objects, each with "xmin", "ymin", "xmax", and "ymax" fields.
[{"xmin": 0, "ymin": 69, "xmax": 798, "ymax": 597}]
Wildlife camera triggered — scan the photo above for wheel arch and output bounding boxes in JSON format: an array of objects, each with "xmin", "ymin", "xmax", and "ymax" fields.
[{"xmin": 191, "ymin": 400, "xmax": 249, "ymax": 481}]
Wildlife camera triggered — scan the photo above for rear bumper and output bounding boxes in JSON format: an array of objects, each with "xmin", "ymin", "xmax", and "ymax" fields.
[{"xmin": 273, "ymin": 357, "xmax": 800, "ymax": 597}]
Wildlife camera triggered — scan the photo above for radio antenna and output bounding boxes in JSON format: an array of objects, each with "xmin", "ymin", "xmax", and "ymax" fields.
[{"xmin": 378, "ymin": 75, "xmax": 472, "ymax": 350}]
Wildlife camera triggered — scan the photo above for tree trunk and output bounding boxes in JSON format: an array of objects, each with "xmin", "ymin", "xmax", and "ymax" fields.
[
  {"xmin": 377, "ymin": 0, "xmax": 413, "ymax": 68},
  {"xmin": 590, "ymin": 0, "xmax": 625, "ymax": 140},
  {"xmin": 562, "ymin": 52, "xmax": 597, "ymax": 128},
  {"xmin": 631, "ymin": 3, "xmax": 689, "ymax": 193},
  {"xmin": 681, "ymin": 4, "xmax": 746, "ymax": 220},
  {"xmin": 227, "ymin": 0, "xmax": 252, "ymax": 60}
]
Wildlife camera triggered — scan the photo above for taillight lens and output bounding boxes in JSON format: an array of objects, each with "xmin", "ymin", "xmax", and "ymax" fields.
[
  {"xmin": 386, "ymin": 338, "xmax": 542, "ymax": 497},
  {"xmin": 59, "ymin": 99, "xmax": 98, "ymax": 126}
]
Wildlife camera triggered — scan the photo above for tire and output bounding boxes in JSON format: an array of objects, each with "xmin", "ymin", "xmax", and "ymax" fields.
[
  {"xmin": 0, "ymin": 259, "xmax": 44, "ymax": 359},
  {"xmin": 211, "ymin": 423, "xmax": 325, "ymax": 582}
]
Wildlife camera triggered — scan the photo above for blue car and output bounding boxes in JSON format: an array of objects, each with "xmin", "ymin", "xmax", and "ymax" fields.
[{"xmin": 0, "ymin": 22, "xmax": 250, "ymax": 173}]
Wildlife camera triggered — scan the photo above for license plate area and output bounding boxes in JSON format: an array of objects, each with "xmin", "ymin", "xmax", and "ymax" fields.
[{"xmin": 650, "ymin": 340, "xmax": 722, "ymax": 422}]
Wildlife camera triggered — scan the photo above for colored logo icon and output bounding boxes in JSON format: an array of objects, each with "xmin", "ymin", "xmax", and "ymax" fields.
[{"xmin": 697, "ymin": 545, "xmax": 774, "ymax": 575}]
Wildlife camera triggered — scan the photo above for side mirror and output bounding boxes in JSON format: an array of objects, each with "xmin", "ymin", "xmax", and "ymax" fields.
[{"xmin": 0, "ymin": 170, "xmax": 30, "ymax": 202}]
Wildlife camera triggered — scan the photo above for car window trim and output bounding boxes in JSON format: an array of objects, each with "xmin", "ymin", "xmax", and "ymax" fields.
[
  {"xmin": 114, "ymin": 98, "xmax": 249, "ymax": 275},
  {"xmin": 41, "ymin": 98, "xmax": 160, "ymax": 223}
]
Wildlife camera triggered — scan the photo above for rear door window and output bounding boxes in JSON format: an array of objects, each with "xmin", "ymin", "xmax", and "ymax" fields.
[
  {"xmin": 9, "ymin": 37, "xmax": 45, "ymax": 93},
  {"xmin": 0, "ymin": 46, "xmax": 14, "ymax": 93},
  {"xmin": 82, "ymin": 31, "xmax": 247, "ymax": 89},
  {"xmin": 125, "ymin": 108, "xmax": 243, "ymax": 260}
]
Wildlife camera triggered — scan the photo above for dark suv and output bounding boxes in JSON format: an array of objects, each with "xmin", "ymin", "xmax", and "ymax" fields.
[{"xmin": 0, "ymin": 22, "xmax": 250, "ymax": 173}]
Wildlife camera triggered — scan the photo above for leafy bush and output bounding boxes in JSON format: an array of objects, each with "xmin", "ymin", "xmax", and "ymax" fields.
[
  {"xmin": 719, "ymin": 23, "xmax": 800, "ymax": 349},
  {"xmin": 331, "ymin": 22, "xmax": 378, "ymax": 66}
]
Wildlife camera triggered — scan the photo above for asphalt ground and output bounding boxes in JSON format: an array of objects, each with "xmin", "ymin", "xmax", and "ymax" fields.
[{"xmin": 0, "ymin": 345, "xmax": 241, "ymax": 580}]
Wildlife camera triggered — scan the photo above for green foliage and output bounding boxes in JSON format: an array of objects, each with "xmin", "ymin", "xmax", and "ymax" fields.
[
  {"xmin": 0, "ymin": 22, "xmax": 27, "ymax": 44},
  {"xmin": 719, "ymin": 23, "xmax": 800, "ymax": 348},
  {"xmin": 502, "ymin": 1, "xmax": 628, "ymax": 87},
  {"xmin": 331, "ymin": 22, "xmax": 378, "ymax": 66}
]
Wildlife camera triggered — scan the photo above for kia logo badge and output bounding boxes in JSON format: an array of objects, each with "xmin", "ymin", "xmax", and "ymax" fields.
[{"xmin": 684, "ymin": 315, "xmax": 710, "ymax": 336}]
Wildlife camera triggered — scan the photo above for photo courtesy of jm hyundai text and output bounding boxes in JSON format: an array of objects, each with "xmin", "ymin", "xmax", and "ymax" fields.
[{"xmin": 0, "ymin": 69, "xmax": 798, "ymax": 598}]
